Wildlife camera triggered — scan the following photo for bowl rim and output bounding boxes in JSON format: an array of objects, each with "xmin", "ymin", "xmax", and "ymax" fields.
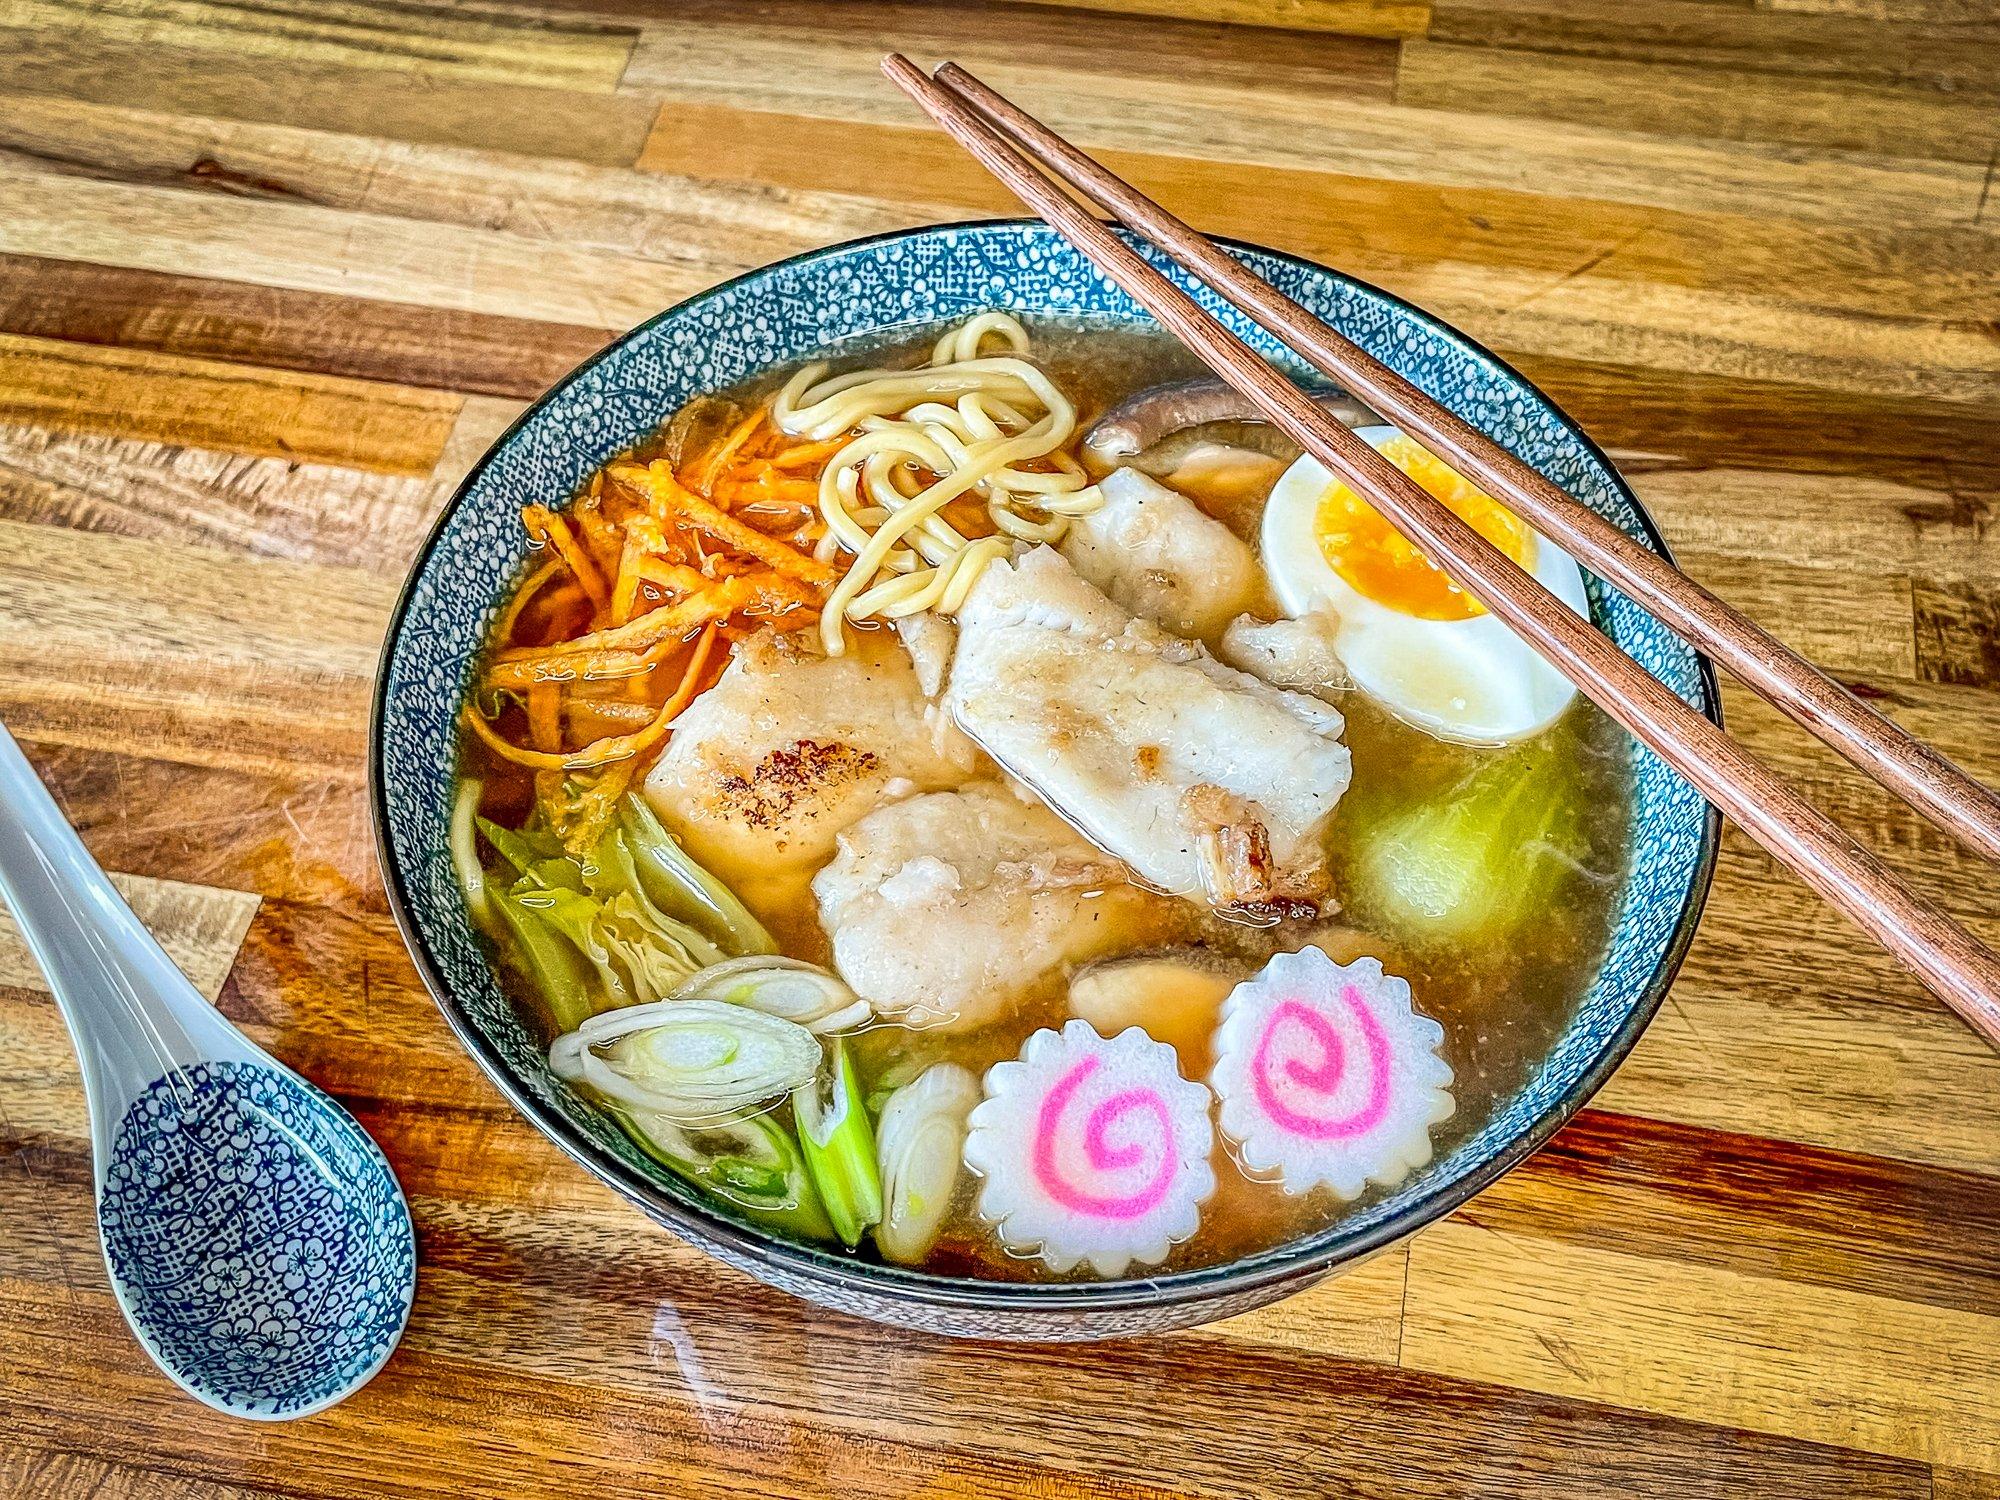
[{"xmin": 369, "ymin": 216, "xmax": 1722, "ymax": 1314}]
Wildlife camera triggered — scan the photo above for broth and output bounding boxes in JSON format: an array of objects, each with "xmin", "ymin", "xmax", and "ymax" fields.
[{"xmin": 458, "ymin": 317, "xmax": 1631, "ymax": 1282}]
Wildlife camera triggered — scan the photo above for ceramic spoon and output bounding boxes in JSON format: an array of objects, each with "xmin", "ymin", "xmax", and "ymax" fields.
[{"xmin": 0, "ymin": 723, "xmax": 416, "ymax": 1418}]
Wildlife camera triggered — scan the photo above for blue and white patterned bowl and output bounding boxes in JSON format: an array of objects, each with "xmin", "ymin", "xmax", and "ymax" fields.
[{"xmin": 370, "ymin": 221, "xmax": 1719, "ymax": 1340}]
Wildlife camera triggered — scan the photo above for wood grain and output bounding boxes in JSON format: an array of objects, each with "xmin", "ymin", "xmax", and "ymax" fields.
[
  {"xmin": 0, "ymin": 519, "xmax": 398, "ymax": 777},
  {"xmin": 0, "ymin": 871, "xmax": 257, "ymax": 1002},
  {"xmin": 987, "ymin": 0, "xmax": 1433, "ymax": 37},
  {"xmin": 639, "ymin": 102, "xmax": 2000, "ymax": 399},
  {"xmin": 0, "ymin": 1, "xmax": 1996, "ymax": 1493},
  {"xmin": 1395, "ymin": 40, "xmax": 2000, "ymax": 161},
  {"xmin": 0, "ymin": 333, "xmax": 459, "ymax": 474},
  {"xmin": 0, "ymin": 422, "xmax": 447, "ymax": 567},
  {"xmin": 0, "ymin": 27, "xmax": 661, "ymax": 165},
  {"xmin": 1402, "ymin": 1218, "xmax": 2000, "ymax": 1468},
  {"xmin": 0, "ymin": 256, "xmax": 615, "ymax": 399},
  {"xmin": 625, "ymin": 1, "xmax": 1989, "ymax": 228},
  {"xmin": 1425, "ymin": 0, "xmax": 2000, "ymax": 95},
  {"xmin": 0, "ymin": 0, "xmax": 639, "ymax": 91}
]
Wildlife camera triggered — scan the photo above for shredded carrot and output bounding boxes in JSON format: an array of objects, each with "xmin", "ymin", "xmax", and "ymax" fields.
[
  {"xmin": 464, "ymin": 624, "xmax": 721, "ymax": 772},
  {"xmin": 609, "ymin": 533, "xmax": 647, "ymax": 627},
  {"xmin": 477, "ymin": 421, "xmax": 859, "ymax": 794},
  {"xmin": 611, "ymin": 461, "xmax": 836, "ymax": 587},
  {"xmin": 741, "ymin": 566, "xmax": 821, "ymax": 609},
  {"xmin": 525, "ymin": 683, "xmax": 561, "ymax": 753},
  {"xmin": 621, "ymin": 511, "xmax": 673, "ymax": 554},
  {"xmin": 693, "ymin": 406, "xmax": 768, "ymax": 497},
  {"xmin": 566, "ymin": 698, "xmax": 661, "ymax": 737},
  {"xmin": 768, "ymin": 437, "xmax": 847, "ymax": 471},
  {"xmin": 531, "ymin": 585, "xmax": 593, "ymax": 645},
  {"xmin": 635, "ymin": 557, "xmax": 713, "ymax": 597},
  {"xmin": 485, "ymin": 638, "xmax": 676, "ymax": 693},
  {"xmin": 522, "ymin": 504, "xmax": 611, "ymax": 613},
  {"xmin": 719, "ymin": 472, "xmax": 821, "ymax": 510},
  {"xmin": 570, "ymin": 490, "xmax": 625, "ymax": 574},
  {"xmin": 487, "ymin": 579, "xmax": 755, "ymax": 677},
  {"xmin": 491, "ymin": 557, "xmax": 565, "ymax": 647}
]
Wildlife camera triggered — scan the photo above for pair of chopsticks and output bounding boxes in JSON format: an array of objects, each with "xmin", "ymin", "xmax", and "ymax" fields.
[{"xmin": 880, "ymin": 54, "xmax": 2000, "ymax": 1051}]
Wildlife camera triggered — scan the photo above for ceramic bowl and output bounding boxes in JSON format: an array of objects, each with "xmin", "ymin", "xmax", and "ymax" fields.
[{"xmin": 371, "ymin": 220, "xmax": 1719, "ymax": 1340}]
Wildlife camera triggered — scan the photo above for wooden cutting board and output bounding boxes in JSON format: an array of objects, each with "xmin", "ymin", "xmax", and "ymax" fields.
[{"xmin": 0, "ymin": 2, "xmax": 1995, "ymax": 1495}]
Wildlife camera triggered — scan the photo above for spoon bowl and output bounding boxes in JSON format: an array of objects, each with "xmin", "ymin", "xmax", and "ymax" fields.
[
  {"xmin": 0, "ymin": 724, "xmax": 416, "ymax": 1417},
  {"xmin": 98, "ymin": 1060, "xmax": 414, "ymax": 1418}
]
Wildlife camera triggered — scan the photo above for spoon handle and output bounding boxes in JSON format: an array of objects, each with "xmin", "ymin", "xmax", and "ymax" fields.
[{"xmin": 0, "ymin": 723, "xmax": 236, "ymax": 1158}]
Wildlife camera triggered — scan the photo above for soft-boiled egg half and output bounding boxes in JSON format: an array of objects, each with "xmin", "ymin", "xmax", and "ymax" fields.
[{"xmin": 1260, "ymin": 426, "xmax": 1588, "ymax": 745}]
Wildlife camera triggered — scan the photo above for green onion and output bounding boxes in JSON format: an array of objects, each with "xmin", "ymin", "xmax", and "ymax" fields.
[
  {"xmin": 612, "ymin": 1106, "xmax": 835, "ymax": 1243},
  {"xmin": 674, "ymin": 956, "xmax": 870, "ymax": 1034},
  {"xmin": 872, "ymin": 1063, "xmax": 979, "ymax": 1265},
  {"xmin": 793, "ymin": 1038, "xmax": 883, "ymax": 1248},
  {"xmin": 550, "ymin": 999, "xmax": 821, "ymax": 1121}
]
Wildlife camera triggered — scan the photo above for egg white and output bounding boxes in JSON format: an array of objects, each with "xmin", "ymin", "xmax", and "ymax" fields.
[{"xmin": 1260, "ymin": 426, "xmax": 1589, "ymax": 745}]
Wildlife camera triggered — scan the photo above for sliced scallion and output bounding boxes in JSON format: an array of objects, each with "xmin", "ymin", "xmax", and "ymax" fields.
[
  {"xmin": 674, "ymin": 956, "xmax": 871, "ymax": 1034},
  {"xmin": 613, "ymin": 1106, "xmax": 835, "ymax": 1243},
  {"xmin": 793, "ymin": 1038, "xmax": 883, "ymax": 1248},
  {"xmin": 872, "ymin": 1063, "xmax": 980, "ymax": 1265},
  {"xmin": 550, "ymin": 999, "xmax": 821, "ymax": 1121}
]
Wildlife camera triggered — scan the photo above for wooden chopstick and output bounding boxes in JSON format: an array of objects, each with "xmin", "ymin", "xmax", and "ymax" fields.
[
  {"xmin": 933, "ymin": 61, "xmax": 2000, "ymax": 870},
  {"xmin": 880, "ymin": 53, "xmax": 2000, "ymax": 1049}
]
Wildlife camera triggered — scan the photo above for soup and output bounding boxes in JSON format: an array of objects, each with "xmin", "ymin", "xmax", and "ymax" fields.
[{"xmin": 454, "ymin": 314, "xmax": 1629, "ymax": 1282}]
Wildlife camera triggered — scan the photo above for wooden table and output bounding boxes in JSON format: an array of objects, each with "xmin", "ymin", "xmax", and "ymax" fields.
[{"xmin": 1, "ymin": 2, "xmax": 1996, "ymax": 1494}]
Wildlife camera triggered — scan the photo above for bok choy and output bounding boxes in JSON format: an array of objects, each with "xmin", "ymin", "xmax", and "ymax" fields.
[
  {"xmin": 618, "ymin": 795, "xmax": 776, "ymax": 957},
  {"xmin": 1348, "ymin": 743, "xmax": 1593, "ymax": 947},
  {"xmin": 491, "ymin": 885, "xmax": 596, "ymax": 1033},
  {"xmin": 462, "ymin": 785, "xmax": 888, "ymax": 1251},
  {"xmin": 457, "ymin": 793, "xmax": 754, "ymax": 1028}
]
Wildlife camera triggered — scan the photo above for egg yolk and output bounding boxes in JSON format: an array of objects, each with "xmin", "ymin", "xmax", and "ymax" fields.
[{"xmin": 1314, "ymin": 434, "xmax": 1535, "ymax": 620}]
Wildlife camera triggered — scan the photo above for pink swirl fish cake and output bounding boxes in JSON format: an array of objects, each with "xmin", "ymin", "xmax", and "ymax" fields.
[
  {"xmin": 964, "ymin": 1020, "xmax": 1216, "ymax": 1277},
  {"xmin": 1210, "ymin": 948, "xmax": 1454, "ymax": 1200}
]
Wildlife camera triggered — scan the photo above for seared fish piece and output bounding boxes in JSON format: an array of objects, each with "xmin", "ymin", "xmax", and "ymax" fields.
[
  {"xmin": 1060, "ymin": 467, "xmax": 1261, "ymax": 641},
  {"xmin": 894, "ymin": 611, "xmax": 956, "ymax": 698},
  {"xmin": 1219, "ymin": 610, "xmax": 1353, "ymax": 705},
  {"xmin": 948, "ymin": 548, "xmax": 1351, "ymax": 910},
  {"xmin": 813, "ymin": 783, "xmax": 1142, "ymax": 1031},
  {"xmin": 643, "ymin": 630, "xmax": 976, "ymax": 923}
]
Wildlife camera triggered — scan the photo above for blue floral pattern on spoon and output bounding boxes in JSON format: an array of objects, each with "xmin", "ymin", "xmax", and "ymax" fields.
[{"xmin": 98, "ymin": 1061, "xmax": 415, "ymax": 1418}]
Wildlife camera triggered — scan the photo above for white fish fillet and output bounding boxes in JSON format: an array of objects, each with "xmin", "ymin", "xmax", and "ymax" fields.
[
  {"xmin": 812, "ymin": 783, "xmax": 1137, "ymax": 1030},
  {"xmin": 1060, "ymin": 466, "xmax": 1260, "ymax": 640},
  {"xmin": 1219, "ymin": 610, "xmax": 1353, "ymax": 704},
  {"xmin": 643, "ymin": 630, "xmax": 975, "ymax": 917},
  {"xmin": 948, "ymin": 547, "xmax": 1351, "ymax": 909}
]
